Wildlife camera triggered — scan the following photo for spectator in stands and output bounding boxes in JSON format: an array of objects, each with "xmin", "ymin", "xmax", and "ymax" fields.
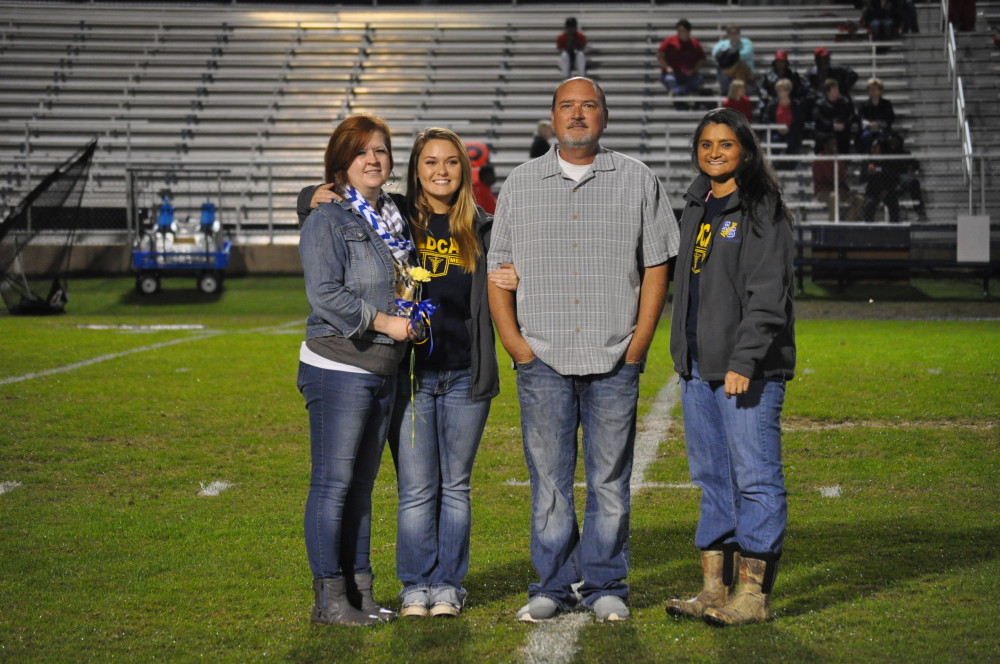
[
  {"xmin": 488, "ymin": 77, "xmax": 679, "ymax": 624},
  {"xmin": 657, "ymin": 19, "xmax": 706, "ymax": 109},
  {"xmin": 861, "ymin": 137, "xmax": 902, "ymax": 222},
  {"xmin": 473, "ymin": 163, "xmax": 497, "ymax": 214},
  {"xmin": 711, "ymin": 24, "xmax": 755, "ymax": 95},
  {"xmin": 665, "ymin": 107, "xmax": 794, "ymax": 628},
  {"xmin": 530, "ymin": 120, "xmax": 554, "ymax": 158},
  {"xmin": 806, "ymin": 47, "xmax": 859, "ymax": 102},
  {"xmin": 813, "ymin": 133, "xmax": 863, "ymax": 221},
  {"xmin": 298, "ymin": 113, "xmax": 417, "ymax": 627},
  {"xmin": 862, "ymin": 0, "xmax": 900, "ymax": 44},
  {"xmin": 557, "ymin": 17, "xmax": 587, "ymax": 79},
  {"xmin": 722, "ymin": 79, "xmax": 753, "ymax": 123},
  {"xmin": 948, "ymin": 0, "xmax": 976, "ymax": 31},
  {"xmin": 813, "ymin": 79, "xmax": 858, "ymax": 155},
  {"xmin": 897, "ymin": 0, "xmax": 920, "ymax": 33},
  {"xmin": 760, "ymin": 78, "xmax": 805, "ymax": 165},
  {"xmin": 884, "ymin": 132, "xmax": 928, "ymax": 221},
  {"xmin": 760, "ymin": 49, "xmax": 806, "ymax": 104},
  {"xmin": 855, "ymin": 77, "xmax": 895, "ymax": 153}
]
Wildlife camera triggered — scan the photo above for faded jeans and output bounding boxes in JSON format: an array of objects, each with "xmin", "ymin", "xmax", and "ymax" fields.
[
  {"xmin": 392, "ymin": 368, "xmax": 490, "ymax": 607},
  {"xmin": 516, "ymin": 357, "xmax": 640, "ymax": 610},
  {"xmin": 299, "ymin": 362, "xmax": 395, "ymax": 580},
  {"xmin": 680, "ymin": 358, "xmax": 787, "ymax": 557}
]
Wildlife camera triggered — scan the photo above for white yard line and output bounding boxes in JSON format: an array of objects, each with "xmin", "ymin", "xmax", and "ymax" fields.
[
  {"xmin": 0, "ymin": 333, "xmax": 221, "ymax": 387},
  {"xmin": 0, "ymin": 481, "xmax": 23, "ymax": 495},
  {"xmin": 520, "ymin": 379, "xmax": 680, "ymax": 664},
  {"xmin": 0, "ymin": 320, "xmax": 304, "ymax": 387}
]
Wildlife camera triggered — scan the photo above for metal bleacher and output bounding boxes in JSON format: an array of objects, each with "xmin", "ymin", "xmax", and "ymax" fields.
[{"xmin": 0, "ymin": 2, "xmax": 966, "ymax": 242}]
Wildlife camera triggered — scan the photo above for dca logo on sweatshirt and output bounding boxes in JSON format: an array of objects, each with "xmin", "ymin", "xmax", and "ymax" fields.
[{"xmin": 718, "ymin": 220, "xmax": 740, "ymax": 241}]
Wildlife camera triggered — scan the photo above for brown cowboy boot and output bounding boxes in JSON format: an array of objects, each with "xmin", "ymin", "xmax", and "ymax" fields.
[
  {"xmin": 666, "ymin": 546, "xmax": 739, "ymax": 618},
  {"xmin": 703, "ymin": 555, "xmax": 777, "ymax": 626}
]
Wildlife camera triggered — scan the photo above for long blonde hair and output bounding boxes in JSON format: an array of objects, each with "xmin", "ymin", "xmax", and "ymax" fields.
[{"xmin": 405, "ymin": 128, "xmax": 481, "ymax": 272}]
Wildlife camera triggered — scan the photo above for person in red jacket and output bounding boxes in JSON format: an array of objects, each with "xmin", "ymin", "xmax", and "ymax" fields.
[
  {"xmin": 472, "ymin": 163, "xmax": 497, "ymax": 214},
  {"xmin": 722, "ymin": 79, "xmax": 753, "ymax": 123},
  {"xmin": 657, "ymin": 19, "xmax": 706, "ymax": 108},
  {"xmin": 557, "ymin": 17, "xmax": 587, "ymax": 79},
  {"xmin": 812, "ymin": 134, "xmax": 863, "ymax": 221}
]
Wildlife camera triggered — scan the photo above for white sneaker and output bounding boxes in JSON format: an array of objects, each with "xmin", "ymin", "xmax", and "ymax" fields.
[
  {"xmin": 592, "ymin": 595, "xmax": 630, "ymax": 622},
  {"xmin": 430, "ymin": 601, "xmax": 461, "ymax": 617},
  {"xmin": 400, "ymin": 590, "xmax": 429, "ymax": 618},
  {"xmin": 516, "ymin": 596, "xmax": 562, "ymax": 622}
]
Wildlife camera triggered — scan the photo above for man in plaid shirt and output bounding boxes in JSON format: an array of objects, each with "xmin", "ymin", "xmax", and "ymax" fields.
[{"xmin": 487, "ymin": 77, "xmax": 680, "ymax": 624}]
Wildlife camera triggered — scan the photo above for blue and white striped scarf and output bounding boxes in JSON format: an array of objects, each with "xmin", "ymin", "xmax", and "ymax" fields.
[{"xmin": 344, "ymin": 186, "xmax": 413, "ymax": 265}]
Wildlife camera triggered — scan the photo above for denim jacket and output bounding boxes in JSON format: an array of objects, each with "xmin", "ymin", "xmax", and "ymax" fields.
[
  {"xmin": 299, "ymin": 196, "xmax": 411, "ymax": 345},
  {"xmin": 300, "ymin": 185, "xmax": 499, "ymax": 400}
]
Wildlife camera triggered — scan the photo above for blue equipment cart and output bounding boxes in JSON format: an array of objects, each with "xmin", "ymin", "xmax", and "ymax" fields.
[{"xmin": 131, "ymin": 240, "xmax": 232, "ymax": 294}]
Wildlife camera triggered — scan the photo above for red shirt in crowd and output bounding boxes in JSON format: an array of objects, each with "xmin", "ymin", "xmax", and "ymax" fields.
[
  {"xmin": 723, "ymin": 95, "xmax": 753, "ymax": 123},
  {"xmin": 812, "ymin": 157, "xmax": 850, "ymax": 197},
  {"xmin": 775, "ymin": 103, "xmax": 794, "ymax": 128},
  {"xmin": 556, "ymin": 30, "xmax": 587, "ymax": 51},
  {"xmin": 657, "ymin": 35, "xmax": 705, "ymax": 74},
  {"xmin": 472, "ymin": 180, "xmax": 496, "ymax": 214}
]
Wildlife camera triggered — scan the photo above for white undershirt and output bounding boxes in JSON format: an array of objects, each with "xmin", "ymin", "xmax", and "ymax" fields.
[
  {"xmin": 557, "ymin": 149, "xmax": 593, "ymax": 182},
  {"xmin": 299, "ymin": 341, "xmax": 372, "ymax": 374}
]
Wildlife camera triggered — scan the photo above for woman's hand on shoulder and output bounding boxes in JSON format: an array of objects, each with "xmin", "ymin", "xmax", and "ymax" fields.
[
  {"xmin": 488, "ymin": 263, "xmax": 519, "ymax": 292},
  {"xmin": 311, "ymin": 183, "xmax": 342, "ymax": 209}
]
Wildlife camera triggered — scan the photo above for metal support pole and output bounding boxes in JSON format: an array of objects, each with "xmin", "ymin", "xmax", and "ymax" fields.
[
  {"xmin": 267, "ymin": 164, "xmax": 274, "ymax": 244},
  {"xmin": 126, "ymin": 169, "xmax": 135, "ymax": 240},
  {"xmin": 980, "ymin": 156, "xmax": 987, "ymax": 215},
  {"xmin": 832, "ymin": 155, "xmax": 841, "ymax": 223},
  {"xmin": 216, "ymin": 170, "xmax": 224, "ymax": 231}
]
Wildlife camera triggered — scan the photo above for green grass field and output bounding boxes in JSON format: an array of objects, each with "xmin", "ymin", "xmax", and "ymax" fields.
[{"xmin": 1, "ymin": 276, "xmax": 997, "ymax": 663}]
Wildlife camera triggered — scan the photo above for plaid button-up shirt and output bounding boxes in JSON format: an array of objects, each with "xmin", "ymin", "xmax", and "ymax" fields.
[{"xmin": 488, "ymin": 147, "xmax": 680, "ymax": 375}]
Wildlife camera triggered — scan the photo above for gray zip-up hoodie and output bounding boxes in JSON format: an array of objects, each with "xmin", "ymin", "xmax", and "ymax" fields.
[{"xmin": 670, "ymin": 173, "xmax": 796, "ymax": 382}]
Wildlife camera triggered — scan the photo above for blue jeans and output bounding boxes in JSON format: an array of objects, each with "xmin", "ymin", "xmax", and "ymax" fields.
[
  {"xmin": 680, "ymin": 358, "xmax": 787, "ymax": 557},
  {"xmin": 298, "ymin": 362, "xmax": 396, "ymax": 580},
  {"xmin": 661, "ymin": 71, "xmax": 703, "ymax": 97},
  {"xmin": 516, "ymin": 358, "xmax": 640, "ymax": 610},
  {"xmin": 392, "ymin": 368, "xmax": 490, "ymax": 606}
]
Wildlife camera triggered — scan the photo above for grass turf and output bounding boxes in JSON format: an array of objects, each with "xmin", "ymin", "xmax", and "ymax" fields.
[{"xmin": 0, "ymin": 276, "xmax": 997, "ymax": 663}]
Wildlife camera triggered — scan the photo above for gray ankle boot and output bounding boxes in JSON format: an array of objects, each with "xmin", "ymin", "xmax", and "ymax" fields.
[
  {"xmin": 353, "ymin": 573, "xmax": 397, "ymax": 622},
  {"xmin": 312, "ymin": 577, "xmax": 381, "ymax": 626}
]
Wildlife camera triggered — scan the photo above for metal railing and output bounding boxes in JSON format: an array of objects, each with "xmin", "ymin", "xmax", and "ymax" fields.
[{"xmin": 942, "ymin": 1, "xmax": 975, "ymax": 181}]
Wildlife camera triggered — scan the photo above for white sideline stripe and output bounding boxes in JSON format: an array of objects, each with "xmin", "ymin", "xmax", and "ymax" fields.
[
  {"xmin": 0, "ymin": 333, "xmax": 220, "ymax": 387},
  {"xmin": 631, "ymin": 379, "xmax": 679, "ymax": 493},
  {"xmin": 0, "ymin": 320, "xmax": 304, "ymax": 387},
  {"xmin": 77, "ymin": 324, "xmax": 206, "ymax": 331},
  {"xmin": 0, "ymin": 481, "xmax": 22, "ymax": 495},
  {"xmin": 520, "ymin": 380, "xmax": 679, "ymax": 664},
  {"xmin": 522, "ymin": 613, "xmax": 589, "ymax": 664}
]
